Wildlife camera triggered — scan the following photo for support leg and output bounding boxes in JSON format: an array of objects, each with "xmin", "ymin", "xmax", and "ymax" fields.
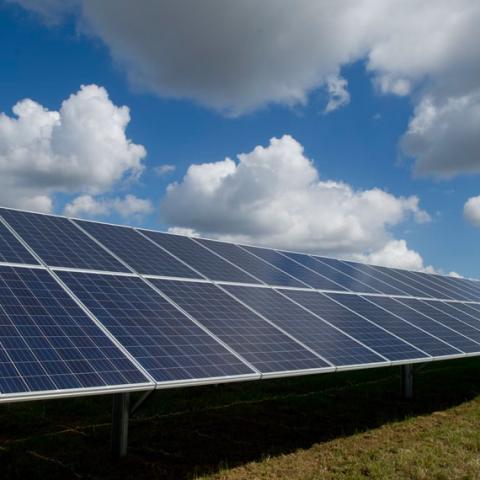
[
  {"xmin": 401, "ymin": 364, "xmax": 413, "ymax": 400},
  {"xmin": 111, "ymin": 393, "xmax": 130, "ymax": 458}
]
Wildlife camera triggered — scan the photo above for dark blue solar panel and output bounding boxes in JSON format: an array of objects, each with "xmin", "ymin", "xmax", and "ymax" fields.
[
  {"xmin": 281, "ymin": 290, "xmax": 426, "ymax": 362},
  {"xmin": 195, "ymin": 238, "xmax": 307, "ymax": 288},
  {"xmin": 389, "ymin": 298, "xmax": 480, "ymax": 353},
  {"xmin": 240, "ymin": 246, "xmax": 345, "ymax": 291},
  {"xmin": 225, "ymin": 285, "xmax": 386, "ymax": 366},
  {"xmin": 275, "ymin": 252, "xmax": 348, "ymax": 291},
  {"xmin": 429, "ymin": 276, "xmax": 480, "ymax": 302},
  {"xmin": 450, "ymin": 302, "xmax": 480, "ymax": 322},
  {"xmin": 59, "ymin": 272, "xmax": 254, "ymax": 382},
  {"xmin": 140, "ymin": 230, "xmax": 258, "ymax": 284},
  {"xmin": 359, "ymin": 296, "xmax": 461, "ymax": 357},
  {"xmin": 384, "ymin": 268, "xmax": 452, "ymax": 300},
  {"xmin": 243, "ymin": 247, "xmax": 344, "ymax": 291},
  {"xmin": 424, "ymin": 301, "xmax": 480, "ymax": 332},
  {"xmin": 0, "ymin": 209, "xmax": 128, "ymax": 272},
  {"xmin": 151, "ymin": 280, "xmax": 327, "ymax": 374},
  {"xmin": 406, "ymin": 272, "xmax": 473, "ymax": 301},
  {"xmin": 317, "ymin": 257, "xmax": 407, "ymax": 295},
  {"xmin": 0, "ymin": 221, "xmax": 38, "ymax": 265},
  {"xmin": 342, "ymin": 262, "xmax": 430, "ymax": 297},
  {"xmin": 306, "ymin": 256, "xmax": 380, "ymax": 294},
  {"xmin": 75, "ymin": 220, "xmax": 202, "ymax": 279},
  {"xmin": 0, "ymin": 267, "xmax": 147, "ymax": 395}
]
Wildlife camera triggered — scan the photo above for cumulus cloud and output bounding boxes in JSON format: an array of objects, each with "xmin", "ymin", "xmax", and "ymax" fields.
[
  {"xmin": 64, "ymin": 194, "xmax": 153, "ymax": 219},
  {"xmin": 161, "ymin": 135, "xmax": 431, "ymax": 270},
  {"xmin": 352, "ymin": 239, "xmax": 428, "ymax": 271},
  {"xmin": 11, "ymin": 0, "xmax": 480, "ymax": 174},
  {"xmin": 402, "ymin": 92, "xmax": 480, "ymax": 177},
  {"xmin": 324, "ymin": 75, "xmax": 350, "ymax": 113},
  {"xmin": 0, "ymin": 84, "xmax": 146, "ymax": 212},
  {"xmin": 464, "ymin": 195, "xmax": 480, "ymax": 227}
]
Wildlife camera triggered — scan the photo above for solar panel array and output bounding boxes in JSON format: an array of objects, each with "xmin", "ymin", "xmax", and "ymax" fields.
[{"xmin": 0, "ymin": 206, "xmax": 480, "ymax": 403}]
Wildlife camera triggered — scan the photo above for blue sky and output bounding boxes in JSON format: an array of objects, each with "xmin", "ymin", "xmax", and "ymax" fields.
[{"xmin": 1, "ymin": 1, "xmax": 480, "ymax": 277}]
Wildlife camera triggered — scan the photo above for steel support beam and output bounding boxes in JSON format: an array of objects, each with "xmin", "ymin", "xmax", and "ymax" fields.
[
  {"xmin": 111, "ymin": 392, "xmax": 130, "ymax": 458},
  {"xmin": 401, "ymin": 364, "xmax": 413, "ymax": 400}
]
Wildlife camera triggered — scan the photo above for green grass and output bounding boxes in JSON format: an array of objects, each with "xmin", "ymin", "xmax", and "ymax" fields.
[{"xmin": 1, "ymin": 359, "xmax": 479, "ymax": 479}]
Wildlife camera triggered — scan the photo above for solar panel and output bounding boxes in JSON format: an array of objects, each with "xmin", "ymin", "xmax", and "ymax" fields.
[
  {"xmin": 0, "ymin": 209, "xmax": 128, "ymax": 272},
  {"xmin": 316, "ymin": 257, "xmax": 407, "ymax": 296},
  {"xmin": 0, "ymin": 266, "xmax": 148, "ymax": 396},
  {"xmin": 405, "ymin": 271, "xmax": 473, "ymax": 301},
  {"xmin": 342, "ymin": 261, "xmax": 431, "ymax": 298},
  {"xmin": 281, "ymin": 290, "xmax": 428, "ymax": 362},
  {"xmin": 58, "ymin": 272, "xmax": 255, "ymax": 383},
  {"xmin": 424, "ymin": 301, "xmax": 480, "ymax": 332},
  {"xmin": 195, "ymin": 238, "xmax": 308, "ymax": 288},
  {"xmin": 306, "ymin": 255, "xmax": 380, "ymax": 294},
  {"xmin": 150, "ymin": 280, "xmax": 328, "ymax": 374},
  {"xmin": 386, "ymin": 269, "xmax": 456, "ymax": 300},
  {"xmin": 387, "ymin": 298, "xmax": 480, "ymax": 353},
  {"xmin": 74, "ymin": 220, "xmax": 202, "ymax": 279},
  {"xmin": 449, "ymin": 302, "xmax": 480, "ymax": 322},
  {"xmin": 139, "ymin": 230, "xmax": 259, "ymax": 284},
  {"xmin": 356, "ymin": 295, "xmax": 461, "ymax": 357},
  {"xmin": 224, "ymin": 285, "xmax": 387, "ymax": 366},
  {"xmin": 429, "ymin": 275, "xmax": 480, "ymax": 302},
  {"xmin": 239, "ymin": 246, "xmax": 345, "ymax": 291},
  {"xmin": 0, "ymin": 221, "xmax": 38, "ymax": 265},
  {"xmin": 400, "ymin": 298, "xmax": 480, "ymax": 346}
]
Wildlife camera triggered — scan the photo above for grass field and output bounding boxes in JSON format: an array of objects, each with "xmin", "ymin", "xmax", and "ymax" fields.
[{"xmin": 1, "ymin": 358, "xmax": 479, "ymax": 479}]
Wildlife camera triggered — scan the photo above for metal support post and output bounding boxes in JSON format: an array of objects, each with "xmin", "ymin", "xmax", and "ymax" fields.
[
  {"xmin": 401, "ymin": 364, "xmax": 413, "ymax": 400},
  {"xmin": 111, "ymin": 392, "xmax": 130, "ymax": 458}
]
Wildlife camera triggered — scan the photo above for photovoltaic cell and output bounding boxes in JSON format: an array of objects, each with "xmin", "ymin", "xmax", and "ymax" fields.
[
  {"xmin": 281, "ymin": 290, "xmax": 427, "ymax": 362},
  {"xmin": 405, "ymin": 271, "xmax": 472, "ymax": 301},
  {"xmin": 0, "ymin": 209, "xmax": 128, "ymax": 272},
  {"xmin": 343, "ymin": 262, "xmax": 429, "ymax": 297},
  {"xmin": 307, "ymin": 256, "xmax": 380, "ymax": 294},
  {"xmin": 429, "ymin": 275, "xmax": 480, "ymax": 302},
  {"xmin": 358, "ymin": 295, "xmax": 461, "ymax": 357},
  {"xmin": 140, "ymin": 230, "xmax": 258, "ymax": 284},
  {"xmin": 0, "ymin": 267, "xmax": 147, "ymax": 395},
  {"xmin": 151, "ymin": 279, "xmax": 327, "ymax": 374},
  {"xmin": 449, "ymin": 302, "xmax": 480, "ymax": 323},
  {"xmin": 0, "ymin": 221, "xmax": 38, "ymax": 265},
  {"xmin": 389, "ymin": 269, "xmax": 457, "ymax": 300},
  {"xmin": 59, "ymin": 272, "xmax": 254, "ymax": 382},
  {"xmin": 195, "ymin": 238, "xmax": 307, "ymax": 288},
  {"xmin": 424, "ymin": 301, "xmax": 480, "ymax": 332},
  {"xmin": 224, "ymin": 285, "xmax": 386, "ymax": 366},
  {"xmin": 399, "ymin": 298, "xmax": 480, "ymax": 346},
  {"xmin": 74, "ymin": 220, "xmax": 202, "ymax": 279},
  {"xmin": 318, "ymin": 257, "xmax": 406, "ymax": 295},
  {"xmin": 326, "ymin": 294, "xmax": 458, "ymax": 358},
  {"xmin": 242, "ymin": 246, "xmax": 345, "ymax": 291}
]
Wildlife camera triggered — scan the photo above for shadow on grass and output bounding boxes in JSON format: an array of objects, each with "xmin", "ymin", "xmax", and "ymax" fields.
[{"xmin": 1, "ymin": 358, "xmax": 479, "ymax": 479}]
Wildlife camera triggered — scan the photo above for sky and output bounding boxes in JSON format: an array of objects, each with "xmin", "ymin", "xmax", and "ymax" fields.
[{"xmin": 0, "ymin": 0, "xmax": 479, "ymax": 278}]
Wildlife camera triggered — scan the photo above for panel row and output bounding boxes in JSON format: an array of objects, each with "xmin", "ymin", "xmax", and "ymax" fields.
[
  {"xmin": 2, "ymin": 207, "xmax": 479, "ymax": 302},
  {"xmin": 2, "ymin": 264, "xmax": 480, "ymax": 401}
]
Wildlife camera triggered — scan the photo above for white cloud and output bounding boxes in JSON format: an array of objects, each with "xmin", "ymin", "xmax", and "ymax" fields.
[
  {"xmin": 161, "ymin": 135, "xmax": 430, "ymax": 270},
  {"xmin": 352, "ymin": 239, "xmax": 430, "ymax": 271},
  {"xmin": 324, "ymin": 75, "xmax": 350, "ymax": 113},
  {"xmin": 154, "ymin": 164, "xmax": 176, "ymax": 177},
  {"xmin": 464, "ymin": 195, "xmax": 480, "ymax": 227},
  {"xmin": 402, "ymin": 92, "xmax": 480, "ymax": 177},
  {"xmin": 0, "ymin": 84, "xmax": 146, "ymax": 212},
  {"xmin": 11, "ymin": 1, "xmax": 480, "ymax": 113},
  {"xmin": 64, "ymin": 194, "xmax": 153, "ymax": 219},
  {"xmin": 12, "ymin": 0, "xmax": 480, "ymax": 176}
]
